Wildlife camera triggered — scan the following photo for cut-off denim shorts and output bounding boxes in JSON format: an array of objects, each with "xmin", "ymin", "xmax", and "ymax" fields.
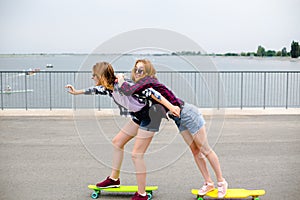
[{"xmin": 175, "ymin": 103, "xmax": 206, "ymax": 135}]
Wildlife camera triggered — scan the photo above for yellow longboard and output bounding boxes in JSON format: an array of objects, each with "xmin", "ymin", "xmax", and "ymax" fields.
[
  {"xmin": 191, "ymin": 188, "xmax": 265, "ymax": 200},
  {"xmin": 88, "ymin": 185, "xmax": 158, "ymax": 199}
]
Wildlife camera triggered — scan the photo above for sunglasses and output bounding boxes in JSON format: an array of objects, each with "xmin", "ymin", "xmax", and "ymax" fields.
[
  {"xmin": 92, "ymin": 74, "xmax": 98, "ymax": 79},
  {"xmin": 135, "ymin": 68, "xmax": 144, "ymax": 74}
]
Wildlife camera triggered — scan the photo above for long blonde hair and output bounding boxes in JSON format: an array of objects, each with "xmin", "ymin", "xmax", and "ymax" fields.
[
  {"xmin": 131, "ymin": 59, "xmax": 157, "ymax": 82},
  {"xmin": 93, "ymin": 62, "xmax": 116, "ymax": 90}
]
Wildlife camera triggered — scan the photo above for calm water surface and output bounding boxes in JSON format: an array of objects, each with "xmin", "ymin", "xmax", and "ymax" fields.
[{"xmin": 0, "ymin": 55, "xmax": 299, "ymax": 71}]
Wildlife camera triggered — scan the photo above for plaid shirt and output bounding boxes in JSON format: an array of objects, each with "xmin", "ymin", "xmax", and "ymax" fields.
[
  {"xmin": 120, "ymin": 76, "xmax": 184, "ymax": 107},
  {"xmin": 84, "ymin": 85, "xmax": 144, "ymax": 116}
]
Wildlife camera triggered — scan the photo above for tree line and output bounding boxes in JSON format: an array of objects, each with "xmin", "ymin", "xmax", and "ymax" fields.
[
  {"xmin": 174, "ymin": 40, "xmax": 300, "ymax": 58},
  {"xmin": 254, "ymin": 40, "xmax": 299, "ymax": 58}
]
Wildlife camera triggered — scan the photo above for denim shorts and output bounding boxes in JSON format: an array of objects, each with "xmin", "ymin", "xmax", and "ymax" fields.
[
  {"xmin": 175, "ymin": 103, "xmax": 206, "ymax": 135},
  {"xmin": 131, "ymin": 104, "xmax": 165, "ymax": 132}
]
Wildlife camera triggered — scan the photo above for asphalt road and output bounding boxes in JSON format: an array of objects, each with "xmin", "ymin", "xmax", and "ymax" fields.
[{"xmin": 0, "ymin": 112, "xmax": 299, "ymax": 200}]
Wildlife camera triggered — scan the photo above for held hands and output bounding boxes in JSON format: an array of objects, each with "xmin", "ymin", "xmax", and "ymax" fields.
[
  {"xmin": 116, "ymin": 73, "xmax": 125, "ymax": 87},
  {"xmin": 116, "ymin": 73, "xmax": 125, "ymax": 80}
]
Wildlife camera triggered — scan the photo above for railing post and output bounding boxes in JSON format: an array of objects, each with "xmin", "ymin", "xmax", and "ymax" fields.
[
  {"xmin": 98, "ymin": 95, "xmax": 100, "ymax": 111},
  {"xmin": 49, "ymin": 72, "xmax": 52, "ymax": 110},
  {"xmin": 194, "ymin": 72, "xmax": 197, "ymax": 105},
  {"xmin": 217, "ymin": 73, "xmax": 220, "ymax": 110},
  {"xmin": 73, "ymin": 72, "xmax": 76, "ymax": 110},
  {"xmin": 171, "ymin": 72, "xmax": 173, "ymax": 89},
  {"xmin": 25, "ymin": 73, "xmax": 28, "ymax": 110},
  {"xmin": 286, "ymin": 72, "xmax": 289, "ymax": 109},
  {"xmin": 263, "ymin": 72, "xmax": 266, "ymax": 109},
  {"xmin": 240, "ymin": 72, "xmax": 243, "ymax": 109},
  {"xmin": 1, "ymin": 72, "xmax": 3, "ymax": 110}
]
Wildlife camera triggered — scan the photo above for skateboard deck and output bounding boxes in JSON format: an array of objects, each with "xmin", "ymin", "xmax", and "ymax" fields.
[
  {"xmin": 191, "ymin": 188, "xmax": 265, "ymax": 200},
  {"xmin": 88, "ymin": 185, "xmax": 158, "ymax": 199}
]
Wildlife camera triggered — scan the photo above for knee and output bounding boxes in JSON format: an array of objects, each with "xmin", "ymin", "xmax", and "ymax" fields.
[
  {"xmin": 112, "ymin": 136, "xmax": 124, "ymax": 149},
  {"xmin": 131, "ymin": 152, "xmax": 143, "ymax": 162},
  {"xmin": 200, "ymin": 146, "xmax": 213, "ymax": 157},
  {"xmin": 190, "ymin": 146, "xmax": 204, "ymax": 158}
]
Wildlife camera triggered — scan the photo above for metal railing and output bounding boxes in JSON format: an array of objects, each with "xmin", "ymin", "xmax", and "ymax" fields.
[{"xmin": 0, "ymin": 71, "xmax": 299, "ymax": 110}]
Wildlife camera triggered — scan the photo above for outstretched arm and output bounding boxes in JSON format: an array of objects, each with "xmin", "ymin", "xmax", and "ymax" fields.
[
  {"xmin": 65, "ymin": 84, "xmax": 108, "ymax": 95},
  {"xmin": 65, "ymin": 84, "xmax": 85, "ymax": 95}
]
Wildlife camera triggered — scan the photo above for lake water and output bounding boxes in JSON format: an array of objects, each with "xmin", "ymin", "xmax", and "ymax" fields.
[
  {"xmin": 0, "ymin": 54, "xmax": 299, "ymax": 109},
  {"xmin": 0, "ymin": 54, "xmax": 299, "ymax": 72}
]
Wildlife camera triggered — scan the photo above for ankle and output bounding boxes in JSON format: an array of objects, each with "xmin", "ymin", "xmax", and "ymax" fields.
[
  {"xmin": 109, "ymin": 176, "xmax": 119, "ymax": 181},
  {"xmin": 139, "ymin": 192, "xmax": 146, "ymax": 196},
  {"xmin": 217, "ymin": 178, "xmax": 226, "ymax": 184},
  {"xmin": 205, "ymin": 181, "xmax": 214, "ymax": 186}
]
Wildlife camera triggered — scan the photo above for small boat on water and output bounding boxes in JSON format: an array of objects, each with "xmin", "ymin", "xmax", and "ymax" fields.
[
  {"xmin": 2, "ymin": 89, "xmax": 34, "ymax": 94},
  {"xmin": 2, "ymin": 85, "xmax": 34, "ymax": 94},
  {"xmin": 24, "ymin": 68, "xmax": 40, "ymax": 76},
  {"xmin": 46, "ymin": 64, "xmax": 53, "ymax": 68}
]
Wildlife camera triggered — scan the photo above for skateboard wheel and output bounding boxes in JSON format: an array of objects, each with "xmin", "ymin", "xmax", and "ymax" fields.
[
  {"xmin": 91, "ymin": 191, "xmax": 99, "ymax": 199},
  {"xmin": 147, "ymin": 193, "xmax": 152, "ymax": 200},
  {"xmin": 253, "ymin": 198, "xmax": 260, "ymax": 200},
  {"xmin": 197, "ymin": 197, "xmax": 204, "ymax": 200}
]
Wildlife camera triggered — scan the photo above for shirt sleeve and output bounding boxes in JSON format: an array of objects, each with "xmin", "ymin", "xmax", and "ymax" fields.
[
  {"xmin": 120, "ymin": 81, "xmax": 144, "ymax": 96},
  {"xmin": 120, "ymin": 78, "xmax": 153, "ymax": 96},
  {"xmin": 142, "ymin": 88, "xmax": 162, "ymax": 100},
  {"xmin": 84, "ymin": 86, "xmax": 108, "ymax": 95}
]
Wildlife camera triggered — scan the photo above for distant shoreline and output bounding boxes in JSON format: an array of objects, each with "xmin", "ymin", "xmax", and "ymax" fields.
[{"xmin": 0, "ymin": 53, "xmax": 298, "ymax": 61}]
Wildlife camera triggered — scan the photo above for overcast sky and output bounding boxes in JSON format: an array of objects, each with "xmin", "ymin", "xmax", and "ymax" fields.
[{"xmin": 0, "ymin": 0, "xmax": 299, "ymax": 54}]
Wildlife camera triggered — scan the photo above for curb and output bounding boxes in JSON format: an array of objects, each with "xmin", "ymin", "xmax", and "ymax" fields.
[{"xmin": 0, "ymin": 108, "xmax": 299, "ymax": 117}]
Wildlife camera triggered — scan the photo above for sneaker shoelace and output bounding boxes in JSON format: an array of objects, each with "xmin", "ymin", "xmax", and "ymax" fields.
[
  {"xmin": 200, "ymin": 184, "xmax": 208, "ymax": 192},
  {"xmin": 218, "ymin": 182, "xmax": 226, "ymax": 193},
  {"xmin": 200, "ymin": 183, "xmax": 212, "ymax": 192}
]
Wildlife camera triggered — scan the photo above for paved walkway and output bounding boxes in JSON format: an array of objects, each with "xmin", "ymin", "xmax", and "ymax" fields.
[{"xmin": 0, "ymin": 109, "xmax": 299, "ymax": 199}]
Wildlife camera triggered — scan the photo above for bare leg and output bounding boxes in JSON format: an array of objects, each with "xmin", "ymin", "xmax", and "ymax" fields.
[
  {"xmin": 131, "ymin": 129, "xmax": 155, "ymax": 195},
  {"xmin": 193, "ymin": 126, "xmax": 224, "ymax": 182},
  {"xmin": 110, "ymin": 120, "xmax": 139, "ymax": 179},
  {"xmin": 181, "ymin": 130, "xmax": 213, "ymax": 183}
]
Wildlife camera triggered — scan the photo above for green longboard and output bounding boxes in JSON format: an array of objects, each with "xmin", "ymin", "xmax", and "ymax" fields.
[
  {"xmin": 191, "ymin": 188, "xmax": 265, "ymax": 200},
  {"xmin": 88, "ymin": 185, "xmax": 158, "ymax": 199}
]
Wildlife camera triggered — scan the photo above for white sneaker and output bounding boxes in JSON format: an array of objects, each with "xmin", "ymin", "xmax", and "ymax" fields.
[
  {"xmin": 217, "ymin": 179, "xmax": 228, "ymax": 198},
  {"xmin": 198, "ymin": 182, "xmax": 215, "ymax": 195}
]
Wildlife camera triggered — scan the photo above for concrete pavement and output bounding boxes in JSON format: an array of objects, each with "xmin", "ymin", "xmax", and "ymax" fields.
[{"xmin": 0, "ymin": 109, "xmax": 299, "ymax": 199}]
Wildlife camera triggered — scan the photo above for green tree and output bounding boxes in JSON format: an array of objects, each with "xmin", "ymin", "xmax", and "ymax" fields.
[
  {"xmin": 291, "ymin": 41, "xmax": 300, "ymax": 58},
  {"xmin": 257, "ymin": 45, "xmax": 265, "ymax": 57},
  {"xmin": 266, "ymin": 50, "xmax": 276, "ymax": 57},
  {"xmin": 225, "ymin": 53, "xmax": 238, "ymax": 56},
  {"xmin": 246, "ymin": 52, "xmax": 256, "ymax": 56},
  {"xmin": 281, "ymin": 47, "xmax": 287, "ymax": 57},
  {"xmin": 276, "ymin": 51, "xmax": 282, "ymax": 56}
]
